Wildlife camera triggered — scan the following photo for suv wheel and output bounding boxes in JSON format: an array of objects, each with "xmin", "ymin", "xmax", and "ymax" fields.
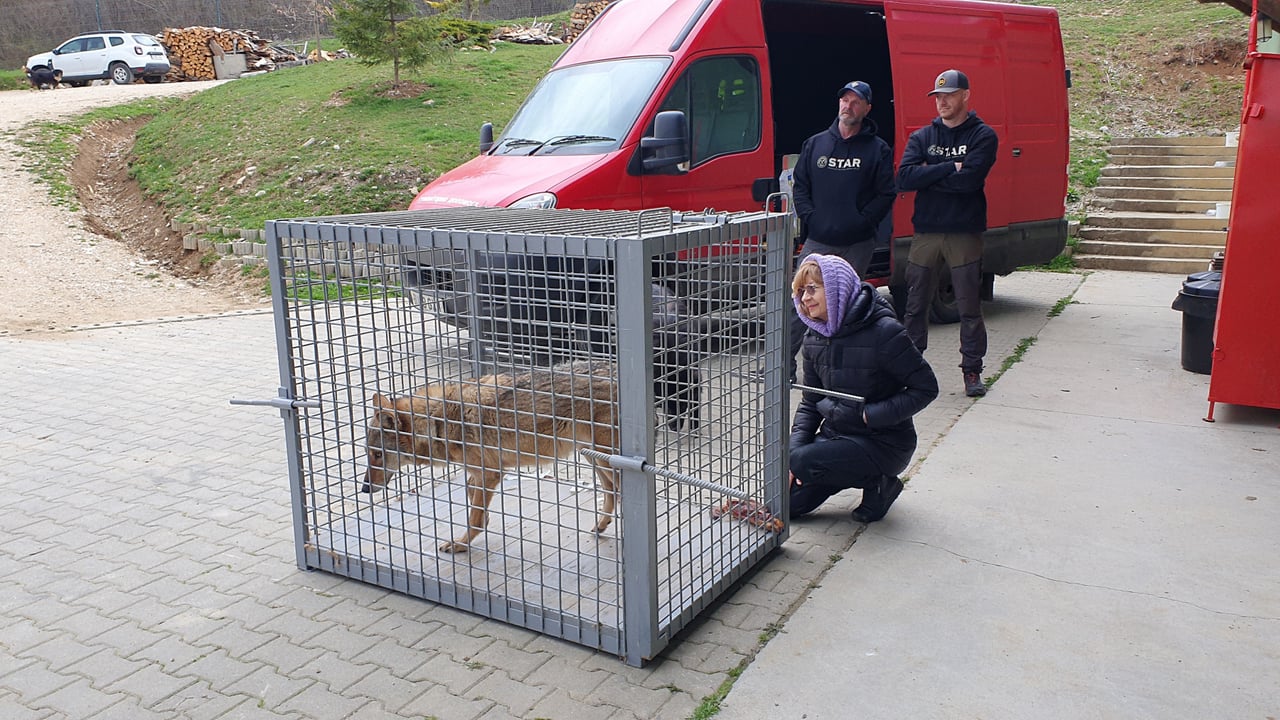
[
  {"xmin": 142, "ymin": 76, "xmax": 162, "ymax": 84},
  {"xmin": 110, "ymin": 63, "xmax": 134, "ymax": 85}
]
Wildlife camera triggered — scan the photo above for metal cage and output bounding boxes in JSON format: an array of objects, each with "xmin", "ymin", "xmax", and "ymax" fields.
[{"xmin": 260, "ymin": 207, "xmax": 790, "ymax": 665}]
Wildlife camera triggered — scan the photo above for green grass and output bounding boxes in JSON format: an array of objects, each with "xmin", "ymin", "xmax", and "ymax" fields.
[
  {"xmin": 1023, "ymin": 0, "xmax": 1247, "ymax": 208},
  {"xmin": 129, "ymin": 44, "xmax": 561, "ymax": 229},
  {"xmin": 691, "ymin": 664, "xmax": 744, "ymax": 720},
  {"xmin": 284, "ymin": 273, "xmax": 402, "ymax": 301},
  {"xmin": 14, "ymin": 98, "xmax": 187, "ymax": 210},
  {"xmin": 1048, "ymin": 295, "xmax": 1076, "ymax": 318},
  {"xmin": 984, "ymin": 336, "xmax": 1038, "ymax": 389},
  {"xmin": 1022, "ymin": 251, "xmax": 1076, "ymax": 273},
  {"xmin": 0, "ymin": 68, "xmax": 26, "ymax": 91}
]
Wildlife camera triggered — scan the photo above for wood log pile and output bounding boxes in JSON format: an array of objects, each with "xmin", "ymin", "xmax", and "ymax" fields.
[
  {"xmin": 160, "ymin": 26, "xmax": 303, "ymax": 81},
  {"xmin": 492, "ymin": 22, "xmax": 564, "ymax": 45},
  {"xmin": 566, "ymin": 1, "xmax": 614, "ymax": 43}
]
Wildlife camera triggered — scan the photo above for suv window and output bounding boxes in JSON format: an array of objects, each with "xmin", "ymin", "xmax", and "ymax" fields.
[
  {"xmin": 84, "ymin": 37, "xmax": 106, "ymax": 51},
  {"xmin": 58, "ymin": 38, "xmax": 86, "ymax": 53},
  {"xmin": 109, "ymin": 37, "xmax": 124, "ymax": 47},
  {"xmin": 133, "ymin": 35, "xmax": 161, "ymax": 46}
]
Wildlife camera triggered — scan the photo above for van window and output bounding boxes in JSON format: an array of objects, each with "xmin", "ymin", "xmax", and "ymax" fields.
[
  {"xmin": 493, "ymin": 57, "xmax": 671, "ymax": 156},
  {"xmin": 659, "ymin": 56, "xmax": 762, "ymax": 165}
]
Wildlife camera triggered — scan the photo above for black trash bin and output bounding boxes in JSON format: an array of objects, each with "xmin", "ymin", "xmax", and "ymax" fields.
[{"xmin": 1171, "ymin": 271, "xmax": 1221, "ymax": 374}]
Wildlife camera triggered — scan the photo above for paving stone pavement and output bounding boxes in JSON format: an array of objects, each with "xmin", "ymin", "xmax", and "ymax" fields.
[{"xmin": 0, "ymin": 271, "xmax": 1082, "ymax": 720}]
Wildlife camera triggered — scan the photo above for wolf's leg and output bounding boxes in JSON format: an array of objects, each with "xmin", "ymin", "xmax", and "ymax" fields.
[
  {"xmin": 587, "ymin": 442, "xmax": 617, "ymax": 534},
  {"xmin": 441, "ymin": 470, "xmax": 500, "ymax": 552}
]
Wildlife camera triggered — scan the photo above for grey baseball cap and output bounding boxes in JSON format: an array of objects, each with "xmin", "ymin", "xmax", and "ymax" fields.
[
  {"xmin": 928, "ymin": 69, "xmax": 969, "ymax": 95},
  {"xmin": 837, "ymin": 80, "xmax": 872, "ymax": 103}
]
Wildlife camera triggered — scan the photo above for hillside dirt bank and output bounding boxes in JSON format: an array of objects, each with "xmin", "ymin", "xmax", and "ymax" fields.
[{"xmin": 0, "ymin": 80, "xmax": 265, "ymax": 336}]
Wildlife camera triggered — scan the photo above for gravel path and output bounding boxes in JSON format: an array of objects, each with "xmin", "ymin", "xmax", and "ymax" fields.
[{"xmin": 0, "ymin": 80, "xmax": 255, "ymax": 335}]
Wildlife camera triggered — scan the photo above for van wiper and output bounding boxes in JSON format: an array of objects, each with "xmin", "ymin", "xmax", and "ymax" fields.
[
  {"xmin": 530, "ymin": 135, "xmax": 617, "ymax": 155},
  {"xmin": 494, "ymin": 137, "xmax": 542, "ymax": 154}
]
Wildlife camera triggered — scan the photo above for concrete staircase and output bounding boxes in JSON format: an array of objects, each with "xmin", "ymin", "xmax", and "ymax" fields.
[{"xmin": 1075, "ymin": 136, "xmax": 1237, "ymax": 274}]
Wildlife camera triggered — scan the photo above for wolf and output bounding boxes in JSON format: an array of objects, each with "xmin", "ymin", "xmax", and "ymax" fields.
[{"xmin": 361, "ymin": 360, "xmax": 620, "ymax": 552}]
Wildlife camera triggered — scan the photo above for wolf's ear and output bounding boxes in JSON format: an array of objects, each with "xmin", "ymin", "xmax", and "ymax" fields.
[{"xmin": 371, "ymin": 394, "xmax": 407, "ymax": 433}]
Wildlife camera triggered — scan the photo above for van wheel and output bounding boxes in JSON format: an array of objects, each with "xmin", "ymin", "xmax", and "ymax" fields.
[{"xmin": 110, "ymin": 63, "xmax": 134, "ymax": 85}]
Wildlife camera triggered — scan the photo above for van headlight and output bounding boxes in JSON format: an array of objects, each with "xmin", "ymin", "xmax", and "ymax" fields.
[{"xmin": 508, "ymin": 192, "xmax": 557, "ymax": 209}]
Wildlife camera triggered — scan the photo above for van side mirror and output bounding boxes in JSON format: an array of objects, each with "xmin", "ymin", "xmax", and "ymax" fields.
[
  {"xmin": 479, "ymin": 122, "xmax": 494, "ymax": 154},
  {"xmin": 641, "ymin": 110, "xmax": 689, "ymax": 174}
]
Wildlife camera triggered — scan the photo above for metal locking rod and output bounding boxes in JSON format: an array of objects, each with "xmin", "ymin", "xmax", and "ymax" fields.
[
  {"xmin": 229, "ymin": 397, "xmax": 322, "ymax": 411},
  {"xmin": 578, "ymin": 448, "xmax": 749, "ymax": 501},
  {"xmin": 791, "ymin": 383, "xmax": 866, "ymax": 404}
]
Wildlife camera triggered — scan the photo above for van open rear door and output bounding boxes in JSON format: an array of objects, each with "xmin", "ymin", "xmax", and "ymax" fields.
[
  {"xmin": 883, "ymin": 0, "xmax": 1067, "ymax": 234},
  {"xmin": 883, "ymin": 0, "xmax": 1011, "ymax": 231}
]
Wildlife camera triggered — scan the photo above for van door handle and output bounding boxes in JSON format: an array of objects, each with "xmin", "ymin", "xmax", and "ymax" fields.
[{"xmin": 1012, "ymin": 148, "xmax": 1022, "ymax": 157}]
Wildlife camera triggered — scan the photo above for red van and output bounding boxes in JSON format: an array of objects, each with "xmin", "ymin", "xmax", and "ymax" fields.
[{"xmin": 409, "ymin": 0, "xmax": 1069, "ymax": 317}]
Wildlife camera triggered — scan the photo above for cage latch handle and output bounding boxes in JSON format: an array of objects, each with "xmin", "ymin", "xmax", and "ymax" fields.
[
  {"xmin": 578, "ymin": 448, "xmax": 749, "ymax": 501},
  {"xmin": 229, "ymin": 396, "xmax": 321, "ymax": 411}
]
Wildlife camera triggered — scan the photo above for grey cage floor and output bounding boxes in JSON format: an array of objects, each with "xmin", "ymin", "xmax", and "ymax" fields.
[{"xmin": 304, "ymin": 458, "xmax": 779, "ymax": 634}]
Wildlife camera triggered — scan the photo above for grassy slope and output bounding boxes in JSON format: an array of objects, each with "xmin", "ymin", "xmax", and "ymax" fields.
[
  {"xmin": 1026, "ymin": 0, "xmax": 1248, "ymax": 212},
  {"xmin": 133, "ymin": 43, "xmax": 564, "ymax": 228}
]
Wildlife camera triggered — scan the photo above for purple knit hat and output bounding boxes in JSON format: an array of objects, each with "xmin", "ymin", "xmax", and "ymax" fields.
[{"xmin": 793, "ymin": 254, "xmax": 862, "ymax": 337}]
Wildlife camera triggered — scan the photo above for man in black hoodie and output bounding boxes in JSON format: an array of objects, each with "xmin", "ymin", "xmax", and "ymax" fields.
[
  {"xmin": 896, "ymin": 69, "xmax": 998, "ymax": 398},
  {"xmin": 787, "ymin": 80, "xmax": 895, "ymax": 383}
]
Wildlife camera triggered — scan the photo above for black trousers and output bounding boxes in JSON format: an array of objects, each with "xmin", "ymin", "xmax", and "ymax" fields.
[
  {"xmin": 902, "ymin": 232, "xmax": 987, "ymax": 373},
  {"xmin": 789, "ymin": 434, "xmax": 886, "ymax": 518}
]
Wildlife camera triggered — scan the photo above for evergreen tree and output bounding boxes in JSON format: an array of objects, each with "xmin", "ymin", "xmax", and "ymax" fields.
[{"xmin": 332, "ymin": 0, "xmax": 437, "ymax": 86}]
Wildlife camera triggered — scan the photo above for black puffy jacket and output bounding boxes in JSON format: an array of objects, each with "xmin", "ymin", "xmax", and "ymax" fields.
[{"xmin": 791, "ymin": 286, "xmax": 939, "ymax": 467}]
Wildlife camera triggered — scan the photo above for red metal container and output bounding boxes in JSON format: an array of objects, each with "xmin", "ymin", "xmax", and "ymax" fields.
[{"xmin": 1206, "ymin": 2, "xmax": 1280, "ymax": 419}]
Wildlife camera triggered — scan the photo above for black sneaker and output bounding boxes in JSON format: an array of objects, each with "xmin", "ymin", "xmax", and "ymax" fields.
[
  {"xmin": 963, "ymin": 371, "xmax": 987, "ymax": 397},
  {"xmin": 852, "ymin": 475, "xmax": 904, "ymax": 523}
]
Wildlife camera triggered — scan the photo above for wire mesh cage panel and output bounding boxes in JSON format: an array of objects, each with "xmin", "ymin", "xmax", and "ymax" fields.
[{"xmin": 263, "ymin": 207, "xmax": 791, "ymax": 665}]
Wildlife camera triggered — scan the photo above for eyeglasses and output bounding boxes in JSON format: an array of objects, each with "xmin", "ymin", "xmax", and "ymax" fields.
[{"xmin": 799, "ymin": 284, "xmax": 823, "ymax": 296}]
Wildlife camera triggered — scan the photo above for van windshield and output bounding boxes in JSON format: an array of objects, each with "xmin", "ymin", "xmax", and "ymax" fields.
[{"xmin": 493, "ymin": 57, "xmax": 672, "ymax": 156}]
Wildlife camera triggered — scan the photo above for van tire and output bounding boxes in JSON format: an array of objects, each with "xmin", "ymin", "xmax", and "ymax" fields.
[
  {"xmin": 110, "ymin": 63, "xmax": 134, "ymax": 85},
  {"xmin": 889, "ymin": 279, "xmax": 961, "ymax": 324}
]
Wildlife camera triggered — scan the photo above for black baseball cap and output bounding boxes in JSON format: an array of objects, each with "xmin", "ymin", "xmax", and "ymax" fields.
[
  {"xmin": 928, "ymin": 69, "xmax": 969, "ymax": 95},
  {"xmin": 837, "ymin": 80, "xmax": 872, "ymax": 103}
]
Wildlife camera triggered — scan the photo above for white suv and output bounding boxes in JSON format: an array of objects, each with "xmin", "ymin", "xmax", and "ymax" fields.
[{"xmin": 25, "ymin": 31, "xmax": 171, "ymax": 86}]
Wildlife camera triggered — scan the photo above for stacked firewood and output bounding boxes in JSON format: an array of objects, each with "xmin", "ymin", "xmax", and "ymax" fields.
[
  {"xmin": 160, "ymin": 26, "xmax": 303, "ymax": 81},
  {"xmin": 493, "ymin": 22, "xmax": 564, "ymax": 45},
  {"xmin": 566, "ymin": 1, "xmax": 614, "ymax": 43}
]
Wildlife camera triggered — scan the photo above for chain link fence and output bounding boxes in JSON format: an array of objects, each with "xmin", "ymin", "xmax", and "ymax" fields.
[{"xmin": 4, "ymin": 0, "xmax": 578, "ymax": 68}]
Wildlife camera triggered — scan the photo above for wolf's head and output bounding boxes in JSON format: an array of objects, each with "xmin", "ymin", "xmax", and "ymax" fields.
[{"xmin": 360, "ymin": 392, "xmax": 443, "ymax": 492}]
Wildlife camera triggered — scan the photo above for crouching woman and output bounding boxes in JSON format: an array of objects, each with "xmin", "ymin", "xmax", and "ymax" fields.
[{"xmin": 789, "ymin": 254, "xmax": 939, "ymax": 522}]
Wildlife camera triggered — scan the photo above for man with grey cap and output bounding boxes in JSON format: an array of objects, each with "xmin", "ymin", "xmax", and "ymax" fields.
[
  {"xmin": 787, "ymin": 80, "xmax": 895, "ymax": 383},
  {"xmin": 896, "ymin": 69, "xmax": 998, "ymax": 397}
]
